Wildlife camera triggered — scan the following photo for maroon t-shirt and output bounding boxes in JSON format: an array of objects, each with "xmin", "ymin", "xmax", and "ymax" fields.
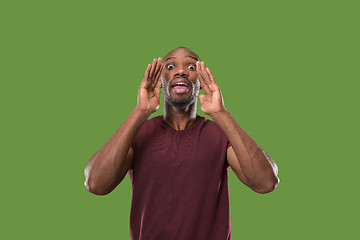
[{"xmin": 128, "ymin": 114, "xmax": 232, "ymax": 240}]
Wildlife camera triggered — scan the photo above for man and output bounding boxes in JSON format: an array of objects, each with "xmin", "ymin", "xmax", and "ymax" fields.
[{"xmin": 84, "ymin": 47, "xmax": 279, "ymax": 240}]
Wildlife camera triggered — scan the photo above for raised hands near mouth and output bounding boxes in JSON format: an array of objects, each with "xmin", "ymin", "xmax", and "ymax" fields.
[
  {"xmin": 136, "ymin": 58, "xmax": 163, "ymax": 114},
  {"xmin": 196, "ymin": 61, "xmax": 227, "ymax": 116}
]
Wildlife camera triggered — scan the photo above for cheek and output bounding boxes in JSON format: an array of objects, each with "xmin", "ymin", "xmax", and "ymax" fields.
[
  {"xmin": 190, "ymin": 73, "xmax": 199, "ymax": 83},
  {"xmin": 161, "ymin": 72, "xmax": 168, "ymax": 80},
  {"xmin": 161, "ymin": 73, "xmax": 172, "ymax": 83},
  {"xmin": 160, "ymin": 75, "xmax": 169, "ymax": 89}
]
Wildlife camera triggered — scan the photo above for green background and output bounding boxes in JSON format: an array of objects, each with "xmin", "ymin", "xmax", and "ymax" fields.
[{"xmin": 1, "ymin": 0, "xmax": 359, "ymax": 239}]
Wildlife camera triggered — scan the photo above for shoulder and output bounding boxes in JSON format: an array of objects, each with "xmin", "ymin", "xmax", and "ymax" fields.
[
  {"xmin": 132, "ymin": 115, "xmax": 163, "ymax": 149},
  {"xmin": 196, "ymin": 115, "xmax": 227, "ymax": 141},
  {"xmin": 147, "ymin": 115, "xmax": 163, "ymax": 124},
  {"xmin": 200, "ymin": 116, "xmax": 224, "ymax": 133},
  {"xmin": 199, "ymin": 116, "xmax": 230, "ymax": 147},
  {"xmin": 141, "ymin": 115, "xmax": 163, "ymax": 129},
  {"xmin": 134, "ymin": 115, "xmax": 162, "ymax": 138}
]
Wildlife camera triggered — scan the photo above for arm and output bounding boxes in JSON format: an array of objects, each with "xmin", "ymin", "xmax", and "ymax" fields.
[
  {"xmin": 196, "ymin": 61, "xmax": 279, "ymax": 194},
  {"xmin": 212, "ymin": 111, "xmax": 279, "ymax": 194},
  {"xmin": 84, "ymin": 58, "xmax": 163, "ymax": 195}
]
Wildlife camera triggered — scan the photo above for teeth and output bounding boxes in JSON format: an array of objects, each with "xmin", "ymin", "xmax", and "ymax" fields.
[{"xmin": 175, "ymin": 83, "xmax": 187, "ymax": 86}]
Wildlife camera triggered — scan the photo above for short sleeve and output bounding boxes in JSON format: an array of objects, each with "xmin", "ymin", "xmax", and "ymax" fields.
[
  {"xmin": 129, "ymin": 137, "xmax": 137, "ymax": 172},
  {"xmin": 226, "ymin": 139, "xmax": 232, "ymax": 149},
  {"xmin": 225, "ymin": 138, "xmax": 232, "ymax": 169},
  {"xmin": 131, "ymin": 137, "xmax": 136, "ymax": 151}
]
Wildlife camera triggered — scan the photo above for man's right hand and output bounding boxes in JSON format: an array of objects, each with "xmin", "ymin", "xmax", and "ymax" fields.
[{"xmin": 135, "ymin": 57, "xmax": 163, "ymax": 114}]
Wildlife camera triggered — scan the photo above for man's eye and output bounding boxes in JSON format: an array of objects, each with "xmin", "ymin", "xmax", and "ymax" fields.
[
  {"xmin": 166, "ymin": 64, "xmax": 175, "ymax": 69},
  {"xmin": 188, "ymin": 65, "xmax": 196, "ymax": 70}
]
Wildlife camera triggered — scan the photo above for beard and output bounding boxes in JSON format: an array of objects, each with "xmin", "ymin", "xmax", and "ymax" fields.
[{"xmin": 161, "ymin": 77, "xmax": 201, "ymax": 109}]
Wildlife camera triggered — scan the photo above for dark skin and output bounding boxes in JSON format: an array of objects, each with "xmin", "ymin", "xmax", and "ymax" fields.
[
  {"xmin": 84, "ymin": 48, "xmax": 279, "ymax": 195},
  {"xmin": 160, "ymin": 48, "xmax": 200, "ymax": 130}
]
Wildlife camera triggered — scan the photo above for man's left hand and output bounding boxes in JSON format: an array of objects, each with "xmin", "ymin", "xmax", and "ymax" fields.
[{"xmin": 196, "ymin": 61, "xmax": 227, "ymax": 116}]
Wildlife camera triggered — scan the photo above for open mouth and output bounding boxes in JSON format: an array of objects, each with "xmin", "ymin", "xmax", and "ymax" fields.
[
  {"xmin": 173, "ymin": 83, "xmax": 189, "ymax": 94},
  {"xmin": 171, "ymin": 79, "xmax": 191, "ymax": 94}
]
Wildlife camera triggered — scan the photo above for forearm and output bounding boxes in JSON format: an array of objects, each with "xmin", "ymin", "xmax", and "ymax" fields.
[
  {"xmin": 210, "ymin": 110, "xmax": 279, "ymax": 191},
  {"xmin": 84, "ymin": 108, "xmax": 151, "ymax": 194}
]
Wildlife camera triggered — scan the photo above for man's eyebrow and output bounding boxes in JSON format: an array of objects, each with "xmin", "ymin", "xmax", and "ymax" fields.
[
  {"xmin": 164, "ymin": 56, "xmax": 199, "ymax": 62},
  {"xmin": 164, "ymin": 57, "xmax": 176, "ymax": 62},
  {"xmin": 186, "ymin": 55, "xmax": 199, "ymax": 61}
]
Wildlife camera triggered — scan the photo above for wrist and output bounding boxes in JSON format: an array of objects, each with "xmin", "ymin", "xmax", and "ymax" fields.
[
  {"xmin": 209, "ymin": 109, "xmax": 229, "ymax": 120},
  {"xmin": 133, "ymin": 107, "xmax": 153, "ymax": 119}
]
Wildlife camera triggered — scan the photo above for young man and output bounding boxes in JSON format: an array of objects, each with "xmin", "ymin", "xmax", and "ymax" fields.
[{"xmin": 84, "ymin": 47, "xmax": 279, "ymax": 240}]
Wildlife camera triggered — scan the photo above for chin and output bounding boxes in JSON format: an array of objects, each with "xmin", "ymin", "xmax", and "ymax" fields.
[
  {"xmin": 164, "ymin": 84, "xmax": 200, "ymax": 109},
  {"xmin": 166, "ymin": 95, "xmax": 197, "ymax": 109}
]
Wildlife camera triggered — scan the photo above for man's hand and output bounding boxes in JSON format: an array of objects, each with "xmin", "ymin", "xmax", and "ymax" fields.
[
  {"xmin": 196, "ymin": 61, "xmax": 226, "ymax": 116},
  {"xmin": 135, "ymin": 58, "xmax": 163, "ymax": 114}
]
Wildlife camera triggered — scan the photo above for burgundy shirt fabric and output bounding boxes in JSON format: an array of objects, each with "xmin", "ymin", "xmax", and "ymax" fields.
[{"xmin": 128, "ymin": 114, "xmax": 232, "ymax": 240}]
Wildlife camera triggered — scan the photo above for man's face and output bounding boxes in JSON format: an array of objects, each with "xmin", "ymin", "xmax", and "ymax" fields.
[{"xmin": 161, "ymin": 48, "xmax": 201, "ymax": 109}]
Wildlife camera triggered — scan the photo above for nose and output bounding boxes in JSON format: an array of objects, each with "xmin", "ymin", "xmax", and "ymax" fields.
[{"xmin": 174, "ymin": 66, "xmax": 189, "ymax": 78}]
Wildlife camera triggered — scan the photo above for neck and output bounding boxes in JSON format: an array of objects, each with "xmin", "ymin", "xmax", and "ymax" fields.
[{"xmin": 163, "ymin": 100, "xmax": 197, "ymax": 131}]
